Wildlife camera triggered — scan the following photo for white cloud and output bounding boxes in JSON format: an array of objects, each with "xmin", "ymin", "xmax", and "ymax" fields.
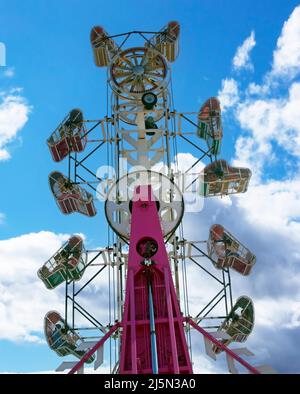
[
  {"xmin": 0, "ymin": 231, "xmax": 69, "ymax": 342},
  {"xmin": 0, "ymin": 213, "xmax": 5, "ymax": 224},
  {"xmin": 0, "ymin": 231, "xmax": 116, "ymax": 345},
  {"xmin": 152, "ymin": 152, "xmax": 205, "ymax": 175},
  {"xmin": 218, "ymin": 78, "xmax": 239, "ymax": 111},
  {"xmin": 210, "ymin": 6, "xmax": 300, "ymax": 372},
  {"xmin": 3, "ymin": 68, "xmax": 15, "ymax": 78},
  {"xmin": 232, "ymin": 136, "xmax": 268, "ymax": 183},
  {"xmin": 236, "ymin": 178, "xmax": 300, "ymax": 233},
  {"xmin": 254, "ymin": 298, "xmax": 300, "ymax": 329},
  {"xmin": 233, "ymin": 31, "xmax": 256, "ymax": 71},
  {"xmin": 181, "ymin": 166, "xmax": 300, "ymax": 372},
  {"xmin": 218, "ymin": 8, "xmax": 300, "ymax": 179},
  {"xmin": 0, "ymin": 149, "xmax": 10, "ymax": 160},
  {"xmin": 0, "ymin": 90, "xmax": 31, "ymax": 161},
  {"xmin": 247, "ymin": 82, "xmax": 270, "ymax": 96},
  {"xmin": 192, "ymin": 352, "xmax": 226, "ymax": 374},
  {"xmin": 233, "ymin": 81, "xmax": 300, "ymax": 178},
  {"xmin": 220, "ymin": 6, "xmax": 300, "ymax": 174},
  {"xmin": 272, "ymin": 5, "xmax": 300, "ymax": 79}
]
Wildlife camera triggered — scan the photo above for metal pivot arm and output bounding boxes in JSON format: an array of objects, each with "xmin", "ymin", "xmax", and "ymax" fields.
[
  {"xmin": 186, "ymin": 317, "xmax": 260, "ymax": 374},
  {"xmin": 68, "ymin": 322, "xmax": 121, "ymax": 374}
]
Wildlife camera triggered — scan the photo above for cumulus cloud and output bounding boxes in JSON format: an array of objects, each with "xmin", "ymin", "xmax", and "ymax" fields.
[
  {"xmin": 0, "ymin": 89, "xmax": 31, "ymax": 161},
  {"xmin": 0, "ymin": 231, "xmax": 117, "ymax": 345},
  {"xmin": 215, "ymin": 6, "xmax": 300, "ymax": 182},
  {"xmin": 181, "ymin": 170, "xmax": 300, "ymax": 373},
  {"xmin": 246, "ymin": 5, "xmax": 300, "ymax": 93},
  {"xmin": 246, "ymin": 82, "xmax": 270, "ymax": 96},
  {"xmin": 191, "ymin": 7, "xmax": 300, "ymax": 372},
  {"xmin": 0, "ymin": 213, "xmax": 5, "ymax": 224},
  {"xmin": 0, "ymin": 231, "xmax": 69, "ymax": 343},
  {"xmin": 218, "ymin": 78, "xmax": 239, "ymax": 111},
  {"xmin": 271, "ymin": 5, "xmax": 300, "ymax": 79},
  {"xmin": 232, "ymin": 81, "xmax": 300, "ymax": 178},
  {"xmin": 3, "ymin": 68, "xmax": 15, "ymax": 78},
  {"xmin": 233, "ymin": 31, "xmax": 256, "ymax": 71},
  {"xmin": 232, "ymin": 136, "xmax": 268, "ymax": 183},
  {"xmin": 0, "ymin": 149, "xmax": 10, "ymax": 160}
]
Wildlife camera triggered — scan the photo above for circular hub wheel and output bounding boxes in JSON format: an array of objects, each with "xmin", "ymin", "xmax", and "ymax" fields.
[
  {"xmin": 105, "ymin": 171, "xmax": 184, "ymax": 239},
  {"xmin": 110, "ymin": 47, "xmax": 169, "ymax": 98}
]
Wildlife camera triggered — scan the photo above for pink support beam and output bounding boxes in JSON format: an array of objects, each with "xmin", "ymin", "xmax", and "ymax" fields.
[
  {"xmin": 68, "ymin": 322, "xmax": 120, "ymax": 374},
  {"xmin": 186, "ymin": 317, "xmax": 260, "ymax": 374}
]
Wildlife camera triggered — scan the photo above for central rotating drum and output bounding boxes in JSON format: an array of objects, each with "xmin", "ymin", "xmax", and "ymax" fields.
[
  {"xmin": 105, "ymin": 170, "xmax": 184, "ymax": 240},
  {"xmin": 109, "ymin": 47, "xmax": 169, "ymax": 99}
]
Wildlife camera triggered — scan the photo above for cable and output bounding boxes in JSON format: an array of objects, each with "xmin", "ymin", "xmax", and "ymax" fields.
[
  {"xmin": 169, "ymin": 73, "xmax": 193, "ymax": 364},
  {"xmin": 105, "ymin": 69, "xmax": 113, "ymax": 373}
]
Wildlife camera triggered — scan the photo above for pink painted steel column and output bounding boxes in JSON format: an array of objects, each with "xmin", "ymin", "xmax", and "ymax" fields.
[
  {"xmin": 119, "ymin": 185, "xmax": 193, "ymax": 374},
  {"xmin": 129, "ymin": 270, "xmax": 138, "ymax": 373}
]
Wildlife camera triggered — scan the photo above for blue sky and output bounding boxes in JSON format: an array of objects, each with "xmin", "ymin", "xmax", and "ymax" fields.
[{"xmin": 1, "ymin": 0, "xmax": 300, "ymax": 373}]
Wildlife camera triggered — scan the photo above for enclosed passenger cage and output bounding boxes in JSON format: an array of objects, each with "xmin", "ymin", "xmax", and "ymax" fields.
[
  {"xmin": 200, "ymin": 159, "xmax": 251, "ymax": 197},
  {"xmin": 90, "ymin": 26, "xmax": 119, "ymax": 67},
  {"xmin": 197, "ymin": 97, "xmax": 222, "ymax": 155},
  {"xmin": 44, "ymin": 311, "xmax": 95, "ymax": 363},
  {"xmin": 207, "ymin": 224, "xmax": 256, "ymax": 276},
  {"xmin": 212, "ymin": 296, "xmax": 255, "ymax": 354},
  {"xmin": 49, "ymin": 171, "xmax": 97, "ymax": 217},
  {"xmin": 147, "ymin": 21, "xmax": 180, "ymax": 62},
  {"xmin": 47, "ymin": 109, "xmax": 87, "ymax": 162},
  {"xmin": 37, "ymin": 236, "xmax": 86, "ymax": 289}
]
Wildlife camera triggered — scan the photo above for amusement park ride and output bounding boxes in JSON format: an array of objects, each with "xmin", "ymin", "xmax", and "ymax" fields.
[{"xmin": 38, "ymin": 22, "xmax": 275, "ymax": 374}]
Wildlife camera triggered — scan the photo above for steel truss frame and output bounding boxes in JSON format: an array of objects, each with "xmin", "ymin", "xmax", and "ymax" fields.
[
  {"xmin": 61, "ymin": 114, "xmax": 234, "ymax": 338},
  {"xmin": 55, "ymin": 30, "xmax": 235, "ymax": 372}
]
